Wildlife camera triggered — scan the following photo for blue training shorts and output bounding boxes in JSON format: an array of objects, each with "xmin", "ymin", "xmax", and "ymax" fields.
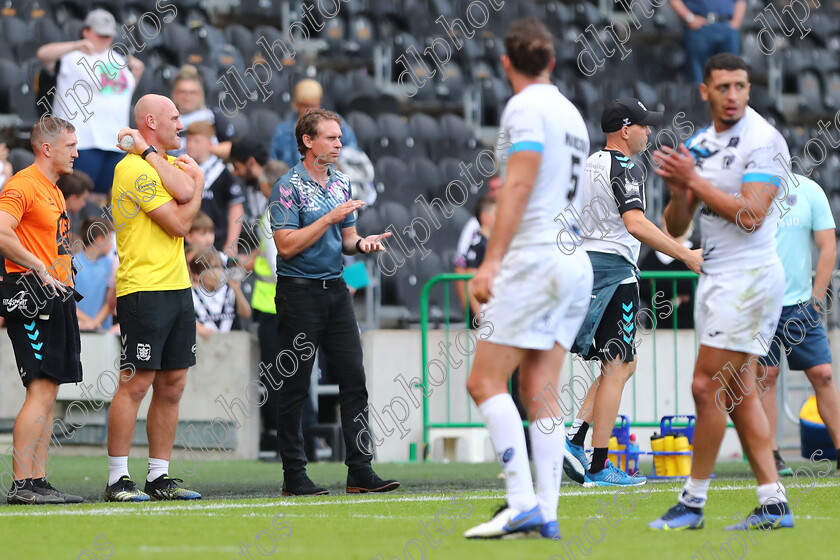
[{"xmin": 758, "ymin": 303, "xmax": 832, "ymax": 370}]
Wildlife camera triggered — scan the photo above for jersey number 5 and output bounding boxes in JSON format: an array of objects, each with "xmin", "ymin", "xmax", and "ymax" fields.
[{"xmin": 568, "ymin": 155, "xmax": 582, "ymax": 201}]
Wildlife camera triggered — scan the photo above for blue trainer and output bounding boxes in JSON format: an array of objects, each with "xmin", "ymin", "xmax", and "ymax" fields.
[
  {"xmin": 648, "ymin": 503, "xmax": 705, "ymax": 530},
  {"xmin": 583, "ymin": 461, "xmax": 647, "ymax": 487},
  {"xmin": 563, "ymin": 440, "xmax": 587, "ymax": 484},
  {"xmin": 540, "ymin": 521, "xmax": 561, "ymax": 540},
  {"xmin": 724, "ymin": 505, "xmax": 794, "ymax": 530}
]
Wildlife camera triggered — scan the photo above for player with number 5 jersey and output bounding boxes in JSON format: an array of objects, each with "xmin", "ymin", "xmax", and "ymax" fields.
[{"xmin": 463, "ymin": 18, "xmax": 592, "ymax": 541}]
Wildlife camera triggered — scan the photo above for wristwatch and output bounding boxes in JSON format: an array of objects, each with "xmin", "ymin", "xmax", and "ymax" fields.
[
  {"xmin": 685, "ymin": 12, "xmax": 695, "ymax": 24},
  {"xmin": 355, "ymin": 238, "xmax": 365, "ymax": 254},
  {"xmin": 141, "ymin": 145, "xmax": 158, "ymax": 160}
]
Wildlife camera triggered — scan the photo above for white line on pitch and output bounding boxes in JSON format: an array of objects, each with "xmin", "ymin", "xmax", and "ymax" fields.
[{"xmin": 0, "ymin": 481, "xmax": 835, "ymax": 517}]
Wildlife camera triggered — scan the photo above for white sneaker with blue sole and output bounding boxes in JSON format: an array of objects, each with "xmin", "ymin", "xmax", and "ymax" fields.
[{"xmin": 464, "ymin": 504, "xmax": 543, "ymax": 539}]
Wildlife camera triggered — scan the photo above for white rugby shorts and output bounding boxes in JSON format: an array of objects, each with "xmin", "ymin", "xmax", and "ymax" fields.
[
  {"xmin": 482, "ymin": 245, "xmax": 593, "ymax": 350},
  {"xmin": 695, "ymin": 262, "xmax": 784, "ymax": 355}
]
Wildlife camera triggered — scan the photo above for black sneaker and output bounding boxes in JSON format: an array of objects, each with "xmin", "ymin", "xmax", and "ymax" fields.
[
  {"xmin": 282, "ymin": 474, "xmax": 329, "ymax": 496},
  {"xmin": 774, "ymin": 451, "xmax": 793, "ymax": 477},
  {"xmin": 144, "ymin": 475, "xmax": 201, "ymax": 500},
  {"xmin": 346, "ymin": 469, "xmax": 400, "ymax": 494},
  {"xmin": 104, "ymin": 476, "xmax": 150, "ymax": 502},
  {"xmin": 33, "ymin": 478, "xmax": 83, "ymax": 503},
  {"xmin": 7, "ymin": 479, "xmax": 63, "ymax": 505}
]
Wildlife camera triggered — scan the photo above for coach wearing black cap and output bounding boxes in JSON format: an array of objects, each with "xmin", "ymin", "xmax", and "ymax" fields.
[{"xmin": 562, "ymin": 98, "xmax": 702, "ymax": 486}]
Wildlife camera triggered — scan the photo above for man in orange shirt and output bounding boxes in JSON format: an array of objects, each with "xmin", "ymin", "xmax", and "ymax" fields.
[{"xmin": 0, "ymin": 117, "xmax": 84, "ymax": 504}]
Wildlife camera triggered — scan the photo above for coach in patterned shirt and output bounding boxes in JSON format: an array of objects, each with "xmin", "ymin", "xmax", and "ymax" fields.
[{"xmin": 268, "ymin": 109, "xmax": 398, "ymax": 496}]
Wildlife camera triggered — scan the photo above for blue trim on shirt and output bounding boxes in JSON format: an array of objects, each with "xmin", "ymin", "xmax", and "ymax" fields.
[
  {"xmin": 742, "ymin": 172, "xmax": 774, "ymax": 184},
  {"xmin": 510, "ymin": 141, "xmax": 544, "ymax": 154}
]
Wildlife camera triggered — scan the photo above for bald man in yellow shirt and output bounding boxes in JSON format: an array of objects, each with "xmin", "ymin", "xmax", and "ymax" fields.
[{"xmin": 104, "ymin": 94, "xmax": 205, "ymax": 502}]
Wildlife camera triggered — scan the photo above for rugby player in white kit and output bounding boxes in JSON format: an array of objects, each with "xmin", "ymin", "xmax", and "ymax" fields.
[
  {"xmin": 649, "ymin": 53, "xmax": 794, "ymax": 531},
  {"xmin": 463, "ymin": 18, "xmax": 592, "ymax": 540}
]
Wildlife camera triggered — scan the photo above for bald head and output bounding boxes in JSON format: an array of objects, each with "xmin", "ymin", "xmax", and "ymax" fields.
[
  {"xmin": 134, "ymin": 94, "xmax": 183, "ymax": 151},
  {"xmin": 135, "ymin": 94, "xmax": 175, "ymax": 130}
]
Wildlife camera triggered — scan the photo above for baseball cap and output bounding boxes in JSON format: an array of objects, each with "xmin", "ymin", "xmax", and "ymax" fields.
[
  {"xmin": 84, "ymin": 9, "xmax": 117, "ymax": 37},
  {"xmin": 601, "ymin": 98, "xmax": 663, "ymax": 133}
]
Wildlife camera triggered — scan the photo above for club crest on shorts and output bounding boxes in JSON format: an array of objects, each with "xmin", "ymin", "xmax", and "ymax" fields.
[
  {"xmin": 137, "ymin": 343, "xmax": 152, "ymax": 361},
  {"xmin": 499, "ymin": 447, "xmax": 515, "ymax": 464}
]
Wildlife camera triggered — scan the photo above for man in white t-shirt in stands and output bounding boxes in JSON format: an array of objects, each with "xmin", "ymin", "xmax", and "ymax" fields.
[{"xmin": 37, "ymin": 9, "xmax": 144, "ymax": 203}]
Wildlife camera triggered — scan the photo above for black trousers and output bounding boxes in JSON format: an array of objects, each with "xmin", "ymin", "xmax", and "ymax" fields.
[
  {"xmin": 256, "ymin": 309, "xmax": 317, "ymax": 437},
  {"xmin": 274, "ymin": 279, "xmax": 371, "ymax": 477}
]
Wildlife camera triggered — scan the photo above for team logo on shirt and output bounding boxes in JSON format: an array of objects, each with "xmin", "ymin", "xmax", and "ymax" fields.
[
  {"xmin": 722, "ymin": 155, "xmax": 735, "ymax": 169},
  {"xmin": 623, "ymin": 178, "xmax": 641, "ymax": 194},
  {"xmin": 137, "ymin": 343, "xmax": 151, "ymax": 361},
  {"xmin": 787, "ymin": 195, "xmax": 797, "ymax": 206},
  {"xmin": 688, "ymin": 140, "xmax": 719, "ymax": 169}
]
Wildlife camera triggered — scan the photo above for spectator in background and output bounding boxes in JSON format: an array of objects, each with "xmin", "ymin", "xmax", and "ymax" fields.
[
  {"xmin": 184, "ymin": 122, "xmax": 244, "ymax": 250},
  {"xmin": 243, "ymin": 159, "xmax": 290, "ymax": 455},
  {"xmin": 74, "ymin": 218, "xmax": 116, "ymax": 332},
  {"xmin": 170, "ymin": 65, "xmax": 236, "ymax": 159},
  {"xmin": 453, "ymin": 173, "xmax": 502, "ymax": 314},
  {"xmin": 269, "ymin": 79, "xmax": 359, "ymax": 168},
  {"xmin": 56, "ymin": 170, "xmax": 93, "ymax": 236},
  {"xmin": 187, "ymin": 248, "xmax": 251, "ymax": 339},
  {"xmin": 639, "ymin": 222, "xmax": 697, "ymax": 329},
  {"xmin": 37, "ymin": 9, "xmax": 144, "ymax": 203},
  {"xmin": 185, "ymin": 211, "xmax": 217, "ymax": 255},
  {"xmin": 0, "ymin": 142, "xmax": 12, "ymax": 189},
  {"xmin": 668, "ymin": 0, "xmax": 745, "ymax": 83},
  {"xmin": 454, "ymin": 196, "xmax": 496, "ymax": 323},
  {"xmin": 230, "ymin": 138, "xmax": 270, "ymax": 241}
]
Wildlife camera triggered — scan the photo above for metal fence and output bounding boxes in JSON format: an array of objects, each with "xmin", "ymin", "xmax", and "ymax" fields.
[{"xmin": 418, "ymin": 271, "xmax": 705, "ymax": 458}]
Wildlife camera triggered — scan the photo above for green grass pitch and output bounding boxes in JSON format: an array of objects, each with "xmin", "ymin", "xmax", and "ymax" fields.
[{"xmin": 0, "ymin": 456, "xmax": 837, "ymax": 559}]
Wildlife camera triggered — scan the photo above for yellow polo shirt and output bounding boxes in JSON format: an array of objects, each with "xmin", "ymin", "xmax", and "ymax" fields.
[{"xmin": 112, "ymin": 153, "xmax": 190, "ymax": 297}]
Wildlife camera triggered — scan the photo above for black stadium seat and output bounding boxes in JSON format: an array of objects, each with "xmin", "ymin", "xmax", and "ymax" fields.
[
  {"xmin": 408, "ymin": 157, "xmax": 444, "ymax": 198},
  {"xmin": 0, "ymin": 17, "xmax": 34, "ymax": 49},
  {"xmin": 8, "ymin": 148, "xmax": 35, "ymax": 174},
  {"xmin": 248, "ymin": 107, "xmax": 281, "ymax": 148},
  {"xmin": 355, "ymin": 207, "xmax": 384, "ymax": 237},
  {"xmin": 374, "ymin": 156, "xmax": 409, "ymax": 196},
  {"xmin": 408, "ymin": 113, "xmax": 441, "ymax": 159},
  {"xmin": 434, "ymin": 113, "xmax": 479, "ymax": 162},
  {"xmin": 345, "ymin": 111, "xmax": 379, "ymax": 155}
]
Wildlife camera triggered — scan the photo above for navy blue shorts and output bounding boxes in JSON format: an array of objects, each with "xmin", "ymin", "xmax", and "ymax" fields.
[
  {"xmin": 73, "ymin": 149, "xmax": 125, "ymax": 195},
  {"xmin": 758, "ymin": 303, "xmax": 832, "ymax": 370}
]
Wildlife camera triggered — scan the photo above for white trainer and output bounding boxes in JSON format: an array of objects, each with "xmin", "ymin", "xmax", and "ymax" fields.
[{"xmin": 464, "ymin": 504, "xmax": 543, "ymax": 539}]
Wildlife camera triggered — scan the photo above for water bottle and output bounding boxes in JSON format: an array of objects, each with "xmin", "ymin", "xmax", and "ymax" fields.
[{"xmin": 627, "ymin": 434, "xmax": 640, "ymax": 475}]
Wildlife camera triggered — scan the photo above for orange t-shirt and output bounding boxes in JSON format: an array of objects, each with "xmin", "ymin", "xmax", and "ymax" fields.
[{"xmin": 0, "ymin": 164, "xmax": 73, "ymax": 286}]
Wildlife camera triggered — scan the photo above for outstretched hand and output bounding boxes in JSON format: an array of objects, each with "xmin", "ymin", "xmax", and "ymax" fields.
[{"xmin": 360, "ymin": 232, "xmax": 391, "ymax": 253}]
